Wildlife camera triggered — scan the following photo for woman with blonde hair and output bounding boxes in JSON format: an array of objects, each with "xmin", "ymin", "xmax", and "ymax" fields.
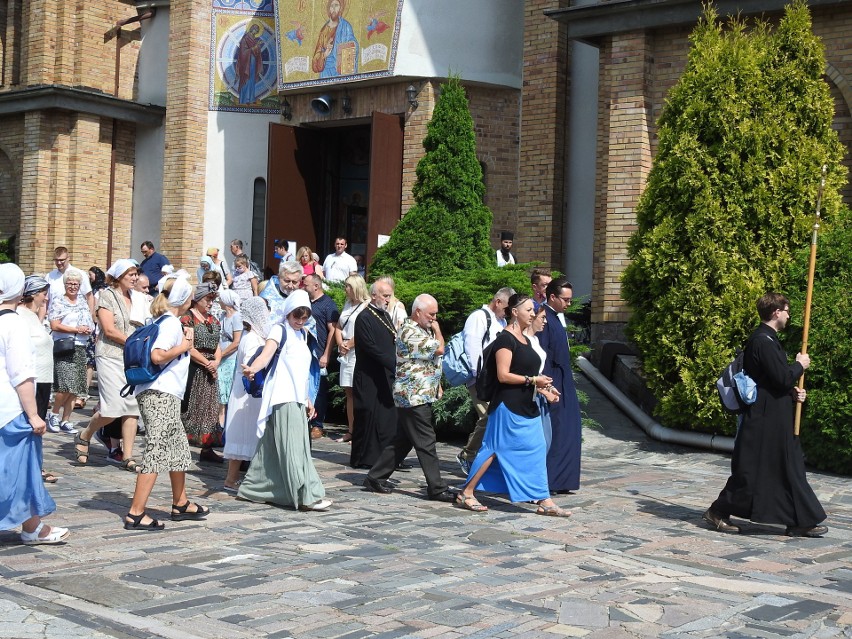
[
  {"xmin": 124, "ymin": 275, "xmax": 210, "ymax": 530},
  {"xmin": 333, "ymin": 274, "xmax": 369, "ymax": 443},
  {"xmin": 297, "ymin": 245, "xmax": 324, "ymax": 281}
]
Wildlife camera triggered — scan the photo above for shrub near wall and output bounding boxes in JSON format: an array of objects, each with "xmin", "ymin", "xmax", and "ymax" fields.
[
  {"xmin": 621, "ymin": 2, "xmax": 846, "ymax": 436},
  {"xmin": 783, "ymin": 207, "xmax": 852, "ymax": 474}
]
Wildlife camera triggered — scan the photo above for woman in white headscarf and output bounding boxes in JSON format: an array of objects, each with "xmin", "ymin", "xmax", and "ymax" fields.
[
  {"xmin": 239, "ymin": 289, "xmax": 330, "ymax": 511},
  {"xmin": 124, "ymin": 275, "xmax": 210, "ymax": 530},
  {"xmin": 0, "ymin": 263, "xmax": 70, "ymax": 544},
  {"xmin": 222, "ymin": 297, "xmax": 269, "ymax": 492},
  {"xmin": 75, "ymin": 259, "xmax": 145, "ymax": 472},
  {"xmin": 216, "ymin": 289, "xmax": 243, "ymax": 429}
]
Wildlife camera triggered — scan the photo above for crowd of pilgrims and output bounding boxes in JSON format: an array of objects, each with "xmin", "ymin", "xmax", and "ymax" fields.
[{"xmin": 0, "ymin": 241, "xmax": 582, "ymax": 541}]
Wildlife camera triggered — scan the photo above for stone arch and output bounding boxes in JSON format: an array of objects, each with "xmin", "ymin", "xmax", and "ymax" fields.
[{"xmin": 0, "ymin": 146, "xmax": 21, "ymax": 247}]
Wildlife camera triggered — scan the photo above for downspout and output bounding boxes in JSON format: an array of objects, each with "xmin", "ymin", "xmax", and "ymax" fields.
[
  {"xmin": 106, "ymin": 9, "xmax": 156, "ymax": 264},
  {"xmin": 576, "ymin": 355, "xmax": 735, "ymax": 453}
]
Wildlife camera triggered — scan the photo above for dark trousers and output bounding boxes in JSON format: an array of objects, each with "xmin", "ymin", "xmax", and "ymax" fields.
[
  {"xmin": 35, "ymin": 383, "xmax": 51, "ymax": 420},
  {"xmin": 367, "ymin": 404, "xmax": 447, "ymax": 497}
]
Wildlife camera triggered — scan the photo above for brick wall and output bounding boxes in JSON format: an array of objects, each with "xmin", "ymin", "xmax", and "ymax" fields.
[
  {"xmin": 0, "ymin": 115, "xmax": 24, "ymax": 242},
  {"xmin": 159, "ymin": 0, "xmax": 211, "ymax": 272},
  {"xmin": 518, "ymin": 0, "xmax": 570, "ymax": 269}
]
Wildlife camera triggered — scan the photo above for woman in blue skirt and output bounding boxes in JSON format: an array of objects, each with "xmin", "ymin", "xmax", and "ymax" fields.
[
  {"xmin": 456, "ymin": 294, "xmax": 571, "ymax": 517},
  {"xmin": 0, "ymin": 263, "xmax": 70, "ymax": 544}
]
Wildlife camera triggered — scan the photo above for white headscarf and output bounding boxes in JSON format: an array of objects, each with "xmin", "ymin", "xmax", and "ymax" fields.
[
  {"xmin": 158, "ymin": 272, "xmax": 193, "ymax": 307},
  {"xmin": 218, "ymin": 289, "xmax": 240, "ymax": 310},
  {"xmin": 106, "ymin": 258, "xmax": 138, "ymax": 280},
  {"xmin": 270, "ymin": 288, "xmax": 310, "ymax": 326},
  {"xmin": 0, "ymin": 263, "xmax": 26, "ymax": 302}
]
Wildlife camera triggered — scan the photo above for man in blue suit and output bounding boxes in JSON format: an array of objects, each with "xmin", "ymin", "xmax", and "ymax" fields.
[{"xmin": 538, "ymin": 277, "xmax": 582, "ymax": 493}]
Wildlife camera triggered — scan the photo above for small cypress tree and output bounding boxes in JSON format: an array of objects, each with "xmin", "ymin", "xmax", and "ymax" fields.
[
  {"xmin": 621, "ymin": 1, "xmax": 846, "ymax": 432},
  {"xmin": 370, "ymin": 76, "xmax": 493, "ymax": 278}
]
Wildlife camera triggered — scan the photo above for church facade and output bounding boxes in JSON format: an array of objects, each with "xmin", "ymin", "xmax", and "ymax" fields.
[{"xmin": 1, "ymin": 0, "xmax": 850, "ymax": 342}]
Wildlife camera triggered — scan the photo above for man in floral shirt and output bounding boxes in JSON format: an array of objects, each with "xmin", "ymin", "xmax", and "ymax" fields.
[{"xmin": 362, "ymin": 294, "xmax": 455, "ymax": 502}]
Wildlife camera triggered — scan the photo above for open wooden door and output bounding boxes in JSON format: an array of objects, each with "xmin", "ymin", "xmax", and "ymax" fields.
[
  {"xmin": 265, "ymin": 123, "xmax": 323, "ymax": 273},
  {"xmin": 366, "ymin": 112, "xmax": 404, "ymax": 269}
]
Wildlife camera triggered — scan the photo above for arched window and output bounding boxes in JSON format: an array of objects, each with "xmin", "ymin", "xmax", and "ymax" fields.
[{"xmin": 251, "ymin": 177, "xmax": 267, "ymax": 263}]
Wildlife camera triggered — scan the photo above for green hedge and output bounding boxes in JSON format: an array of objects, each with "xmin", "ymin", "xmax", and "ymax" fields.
[{"xmin": 782, "ymin": 207, "xmax": 852, "ymax": 474}]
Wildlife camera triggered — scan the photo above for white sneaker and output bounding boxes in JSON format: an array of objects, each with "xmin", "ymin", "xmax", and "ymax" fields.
[
  {"xmin": 298, "ymin": 499, "xmax": 332, "ymax": 512},
  {"xmin": 46, "ymin": 414, "xmax": 61, "ymax": 433},
  {"xmin": 58, "ymin": 421, "xmax": 77, "ymax": 434}
]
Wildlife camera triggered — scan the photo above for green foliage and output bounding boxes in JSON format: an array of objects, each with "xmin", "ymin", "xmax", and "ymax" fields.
[
  {"xmin": 433, "ymin": 385, "xmax": 477, "ymax": 437},
  {"xmin": 376, "ymin": 264, "xmax": 532, "ymax": 336},
  {"xmin": 370, "ymin": 76, "xmax": 493, "ymax": 279},
  {"xmin": 782, "ymin": 207, "xmax": 852, "ymax": 474},
  {"xmin": 0, "ymin": 237, "xmax": 14, "ymax": 263},
  {"xmin": 621, "ymin": 1, "xmax": 846, "ymax": 434}
]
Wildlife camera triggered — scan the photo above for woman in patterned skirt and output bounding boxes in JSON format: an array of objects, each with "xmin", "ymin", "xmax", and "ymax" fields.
[
  {"xmin": 180, "ymin": 281, "xmax": 223, "ymax": 463},
  {"xmin": 48, "ymin": 270, "xmax": 95, "ymax": 433},
  {"xmin": 124, "ymin": 275, "xmax": 210, "ymax": 530}
]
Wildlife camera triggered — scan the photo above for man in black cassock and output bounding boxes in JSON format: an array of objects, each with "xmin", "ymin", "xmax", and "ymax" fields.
[
  {"xmin": 350, "ymin": 279, "xmax": 397, "ymax": 468},
  {"xmin": 705, "ymin": 292, "xmax": 827, "ymax": 537},
  {"xmin": 540, "ymin": 278, "xmax": 582, "ymax": 494}
]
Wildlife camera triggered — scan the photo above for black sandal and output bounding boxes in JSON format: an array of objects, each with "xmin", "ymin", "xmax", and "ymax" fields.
[
  {"xmin": 171, "ymin": 502, "xmax": 210, "ymax": 521},
  {"xmin": 73, "ymin": 432, "xmax": 90, "ymax": 465},
  {"xmin": 124, "ymin": 512, "xmax": 165, "ymax": 531}
]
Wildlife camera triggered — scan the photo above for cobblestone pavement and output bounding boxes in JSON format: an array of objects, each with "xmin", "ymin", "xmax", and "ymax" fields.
[{"xmin": 1, "ymin": 376, "xmax": 850, "ymax": 639}]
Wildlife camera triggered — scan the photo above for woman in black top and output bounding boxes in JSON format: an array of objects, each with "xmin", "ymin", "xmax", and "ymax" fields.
[{"xmin": 456, "ymin": 294, "xmax": 571, "ymax": 517}]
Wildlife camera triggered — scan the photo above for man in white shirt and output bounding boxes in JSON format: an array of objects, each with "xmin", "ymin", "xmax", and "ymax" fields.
[
  {"xmin": 46, "ymin": 246, "xmax": 93, "ymax": 315},
  {"xmin": 322, "ymin": 237, "xmax": 358, "ymax": 283},
  {"xmin": 456, "ymin": 286, "xmax": 515, "ymax": 473}
]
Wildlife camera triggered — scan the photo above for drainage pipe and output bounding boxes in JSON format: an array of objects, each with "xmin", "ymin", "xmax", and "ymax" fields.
[{"xmin": 576, "ymin": 355, "xmax": 735, "ymax": 454}]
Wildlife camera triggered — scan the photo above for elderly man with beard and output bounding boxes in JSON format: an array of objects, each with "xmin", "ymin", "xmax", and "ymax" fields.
[
  {"xmin": 704, "ymin": 292, "xmax": 827, "ymax": 538},
  {"xmin": 363, "ymin": 294, "xmax": 455, "ymax": 501},
  {"xmin": 350, "ymin": 279, "xmax": 396, "ymax": 469}
]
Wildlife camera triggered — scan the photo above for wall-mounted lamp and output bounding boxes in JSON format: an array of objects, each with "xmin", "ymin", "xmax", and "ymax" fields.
[
  {"xmin": 406, "ymin": 84, "xmax": 418, "ymax": 109},
  {"xmin": 281, "ymin": 98, "xmax": 292, "ymax": 121},
  {"xmin": 342, "ymin": 92, "xmax": 352, "ymax": 115}
]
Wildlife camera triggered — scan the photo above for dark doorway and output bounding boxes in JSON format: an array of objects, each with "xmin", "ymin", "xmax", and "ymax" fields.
[{"xmin": 265, "ymin": 112, "xmax": 404, "ymax": 276}]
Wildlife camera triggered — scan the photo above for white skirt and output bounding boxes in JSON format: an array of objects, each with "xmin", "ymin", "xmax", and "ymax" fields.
[{"xmin": 96, "ymin": 355, "xmax": 141, "ymax": 418}]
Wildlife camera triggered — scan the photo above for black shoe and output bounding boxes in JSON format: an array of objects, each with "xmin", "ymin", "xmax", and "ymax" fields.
[
  {"xmin": 428, "ymin": 490, "xmax": 456, "ymax": 502},
  {"xmin": 785, "ymin": 525, "xmax": 828, "ymax": 537},
  {"xmin": 396, "ymin": 462, "xmax": 413, "ymax": 470},
  {"xmin": 363, "ymin": 476, "xmax": 392, "ymax": 494},
  {"xmin": 703, "ymin": 508, "xmax": 740, "ymax": 533}
]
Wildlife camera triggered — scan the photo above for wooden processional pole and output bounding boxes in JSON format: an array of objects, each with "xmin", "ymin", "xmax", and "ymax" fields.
[{"xmin": 794, "ymin": 165, "xmax": 827, "ymax": 436}]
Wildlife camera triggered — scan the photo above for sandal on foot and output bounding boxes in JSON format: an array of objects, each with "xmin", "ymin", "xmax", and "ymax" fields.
[
  {"xmin": 21, "ymin": 522, "xmax": 70, "ymax": 545},
  {"xmin": 455, "ymin": 494, "xmax": 488, "ymax": 512},
  {"xmin": 171, "ymin": 502, "xmax": 210, "ymax": 521},
  {"xmin": 120, "ymin": 458, "xmax": 140, "ymax": 473},
  {"xmin": 536, "ymin": 505, "xmax": 572, "ymax": 518},
  {"xmin": 73, "ymin": 432, "xmax": 90, "ymax": 465},
  {"xmin": 41, "ymin": 470, "xmax": 58, "ymax": 483},
  {"xmin": 124, "ymin": 512, "xmax": 165, "ymax": 531}
]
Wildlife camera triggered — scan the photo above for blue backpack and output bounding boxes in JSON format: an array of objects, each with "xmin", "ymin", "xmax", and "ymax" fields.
[
  {"xmin": 243, "ymin": 333, "xmax": 286, "ymax": 399},
  {"xmin": 120, "ymin": 315, "xmax": 169, "ymax": 397},
  {"xmin": 442, "ymin": 308, "xmax": 491, "ymax": 387}
]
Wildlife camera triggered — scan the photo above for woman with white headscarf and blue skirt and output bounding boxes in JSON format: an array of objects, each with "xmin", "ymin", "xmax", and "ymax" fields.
[
  {"xmin": 222, "ymin": 296, "xmax": 269, "ymax": 493},
  {"xmin": 240, "ymin": 289, "xmax": 331, "ymax": 511},
  {"xmin": 0, "ymin": 263, "xmax": 70, "ymax": 544},
  {"xmin": 124, "ymin": 275, "xmax": 211, "ymax": 531}
]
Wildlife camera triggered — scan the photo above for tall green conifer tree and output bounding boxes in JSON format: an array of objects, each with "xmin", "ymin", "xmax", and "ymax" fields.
[
  {"xmin": 370, "ymin": 76, "xmax": 493, "ymax": 278},
  {"xmin": 621, "ymin": 1, "xmax": 846, "ymax": 432}
]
